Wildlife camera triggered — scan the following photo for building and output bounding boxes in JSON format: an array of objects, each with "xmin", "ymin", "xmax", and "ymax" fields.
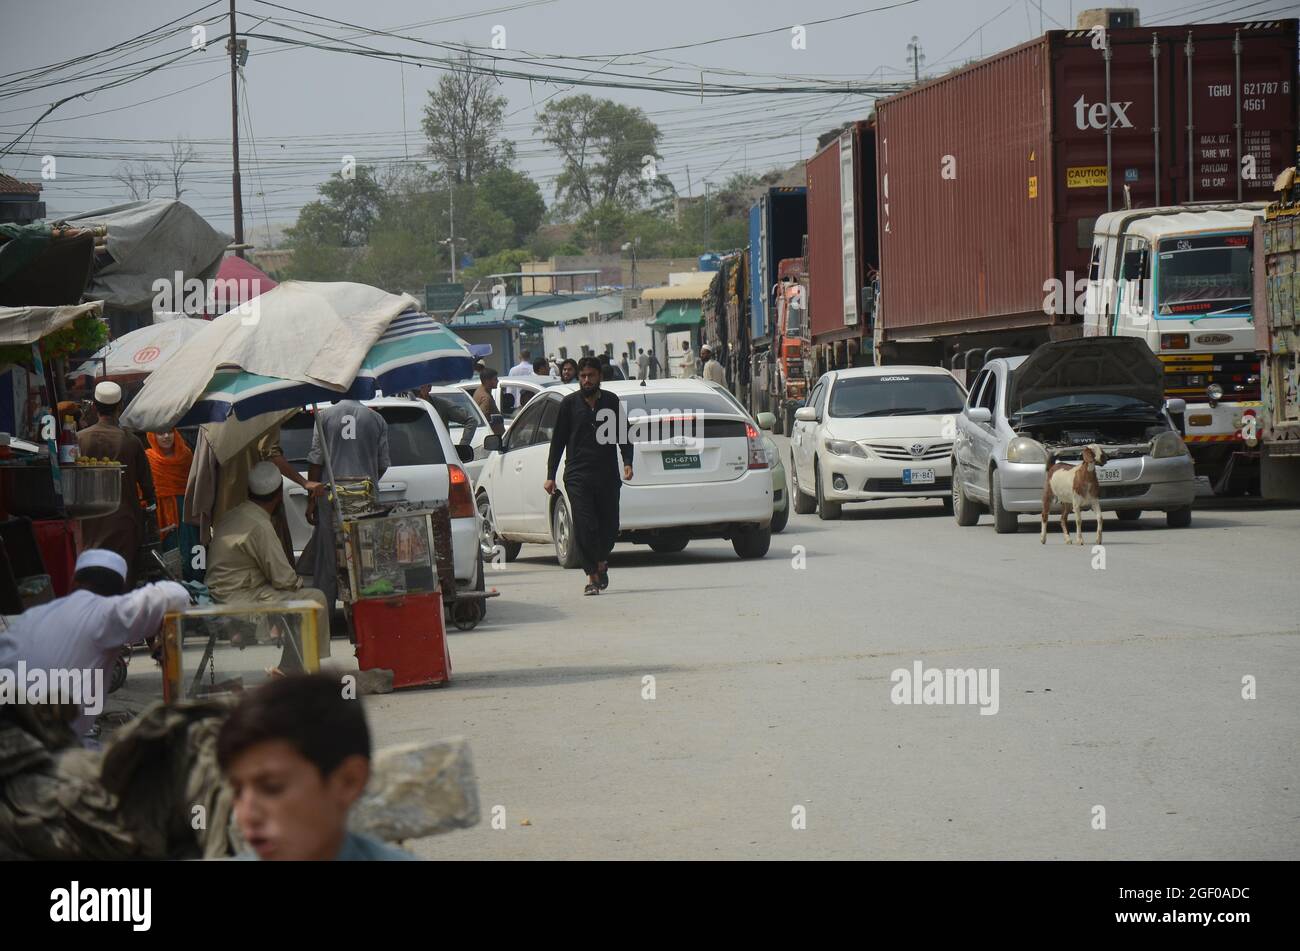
[{"xmin": 0, "ymin": 174, "xmax": 44, "ymax": 226}]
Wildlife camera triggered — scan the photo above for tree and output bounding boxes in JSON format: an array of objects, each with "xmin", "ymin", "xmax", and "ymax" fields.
[
  {"xmin": 421, "ymin": 51, "xmax": 512, "ymax": 185},
  {"xmin": 285, "ymin": 166, "xmax": 384, "ymax": 248},
  {"xmin": 113, "ymin": 161, "xmax": 163, "ymax": 200},
  {"xmin": 477, "ymin": 167, "xmax": 545, "ymax": 247},
  {"xmin": 535, "ymin": 95, "xmax": 662, "ymax": 218},
  {"xmin": 166, "ymin": 139, "xmax": 195, "ymax": 199}
]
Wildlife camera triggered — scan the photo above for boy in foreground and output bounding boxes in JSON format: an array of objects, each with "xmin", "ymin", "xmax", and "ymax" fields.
[{"xmin": 217, "ymin": 674, "xmax": 419, "ymax": 861}]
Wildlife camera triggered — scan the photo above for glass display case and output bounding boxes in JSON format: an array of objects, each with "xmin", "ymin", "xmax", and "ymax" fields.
[
  {"xmin": 161, "ymin": 601, "xmax": 321, "ymax": 701},
  {"xmin": 341, "ymin": 511, "xmax": 440, "ymax": 601}
]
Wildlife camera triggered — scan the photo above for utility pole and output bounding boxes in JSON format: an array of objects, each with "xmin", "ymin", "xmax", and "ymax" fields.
[
  {"xmin": 448, "ymin": 176, "xmax": 457, "ymax": 282},
  {"xmin": 906, "ymin": 36, "xmax": 925, "ymax": 84},
  {"xmin": 704, "ymin": 181, "xmax": 712, "ymax": 249},
  {"xmin": 227, "ymin": 0, "xmax": 245, "ymax": 257}
]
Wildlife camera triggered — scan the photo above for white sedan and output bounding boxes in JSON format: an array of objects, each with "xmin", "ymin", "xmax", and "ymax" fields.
[
  {"xmin": 455, "ymin": 374, "xmax": 563, "ymax": 424},
  {"xmin": 475, "ymin": 379, "xmax": 774, "ymax": 563},
  {"xmin": 789, "ymin": 365, "xmax": 967, "ymax": 520}
]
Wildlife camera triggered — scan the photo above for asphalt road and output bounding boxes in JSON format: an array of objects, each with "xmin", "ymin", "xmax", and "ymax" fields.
[{"xmin": 344, "ymin": 437, "xmax": 1298, "ymax": 860}]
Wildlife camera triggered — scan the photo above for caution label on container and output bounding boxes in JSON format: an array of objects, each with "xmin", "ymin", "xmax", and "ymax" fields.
[{"xmin": 1066, "ymin": 166, "xmax": 1108, "ymax": 188}]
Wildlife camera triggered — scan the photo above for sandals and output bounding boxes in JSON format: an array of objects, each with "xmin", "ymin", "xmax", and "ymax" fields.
[
  {"xmin": 583, "ymin": 582, "xmax": 601, "ymax": 596},
  {"xmin": 598, "ymin": 569, "xmax": 609, "ymax": 590}
]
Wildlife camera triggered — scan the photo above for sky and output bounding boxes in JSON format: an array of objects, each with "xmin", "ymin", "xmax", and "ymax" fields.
[{"xmin": 0, "ymin": 0, "xmax": 1287, "ymax": 244}]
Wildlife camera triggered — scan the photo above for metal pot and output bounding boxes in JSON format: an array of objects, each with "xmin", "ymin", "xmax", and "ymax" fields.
[{"xmin": 0, "ymin": 463, "xmax": 123, "ymax": 519}]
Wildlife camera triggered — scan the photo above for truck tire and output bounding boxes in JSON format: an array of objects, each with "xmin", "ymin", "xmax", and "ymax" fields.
[
  {"xmin": 990, "ymin": 468, "xmax": 1018, "ymax": 534},
  {"xmin": 1165, "ymin": 507, "xmax": 1192, "ymax": 528},
  {"xmin": 790, "ymin": 452, "xmax": 816, "ymax": 515},
  {"xmin": 815, "ymin": 460, "xmax": 842, "ymax": 521}
]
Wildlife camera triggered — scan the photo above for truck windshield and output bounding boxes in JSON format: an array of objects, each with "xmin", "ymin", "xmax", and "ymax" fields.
[
  {"xmin": 829, "ymin": 375, "xmax": 965, "ymax": 418},
  {"xmin": 1156, "ymin": 234, "xmax": 1251, "ymax": 316}
]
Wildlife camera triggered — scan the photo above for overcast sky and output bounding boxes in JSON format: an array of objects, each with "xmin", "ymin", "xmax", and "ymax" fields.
[{"xmin": 0, "ymin": 0, "xmax": 1278, "ymax": 243}]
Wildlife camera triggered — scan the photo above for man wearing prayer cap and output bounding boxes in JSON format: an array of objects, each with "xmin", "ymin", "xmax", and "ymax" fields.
[
  {"xmin": 77, "ymin": 381, "xmax": 157, "ymax": 587},
  {"xmin": 0, "ymin": 549, "xmax": 189, "ymax": 741},
  {"xmin": 205, "ymin": 462, "xmax": 330, "ymax": 675}
]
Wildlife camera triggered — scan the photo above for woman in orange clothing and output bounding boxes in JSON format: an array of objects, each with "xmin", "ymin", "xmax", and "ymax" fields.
[{"xmin": 145, "ymin": 430, "xmax": 193, "ymax": 549}]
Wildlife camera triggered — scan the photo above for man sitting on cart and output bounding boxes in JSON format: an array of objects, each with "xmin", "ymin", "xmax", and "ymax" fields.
[{"xmin": 205, "ymin": 462, "xmax": 329, "ymax": 675}]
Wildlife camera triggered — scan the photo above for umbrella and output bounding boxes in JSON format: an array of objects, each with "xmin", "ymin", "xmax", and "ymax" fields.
[
  {"xmin": 121, "ymin": 281, "xmax": 472, "ymax": 432},
  {"xmin": 67, "ymin": 314, "xmax": 208, "ymax": 382}
]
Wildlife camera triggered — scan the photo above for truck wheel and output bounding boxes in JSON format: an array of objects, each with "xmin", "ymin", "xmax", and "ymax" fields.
[
  {"xmin": 815, "ymin": 460, "xmax": 842, "ymax": 521},
  {"xmin": 1165, "ymin": 507, "xmax": 1192, "ymax": 528},
  {"xmin": 990, "ymin": 468, "xmax": 1018, "ymax": 534},
  {"xmin": 732, "ymin": 524, "xmax": 771, "ymax": 559},
  {"xmin": 790, "ymin": 453, "xmax": 816, "ymax": 515}
]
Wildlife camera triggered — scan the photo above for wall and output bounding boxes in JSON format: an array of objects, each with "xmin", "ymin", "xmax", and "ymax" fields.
[{"xmin": 541, "ymin": 315, "xmax": 654, "ymax": 368}]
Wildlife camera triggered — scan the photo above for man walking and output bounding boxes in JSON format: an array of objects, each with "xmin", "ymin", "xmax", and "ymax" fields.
[
  {"xmin": 544, "ymin": 357, "xmax": 633, "ymax": 596},
  {"xmin": 509, "ymin": 350, "xmax": 533, "ymax": 377},
  {"xmin": 680, "ymin": 340, "xmax": 697, "ymax": 378},
  {"xmin": 636, "ymin": 347, "xmax": 649, "ymax": 381},
  {"xmin": 77, "ymin": 381, "xmax": 156, "ymax": 587},
  {"xmin": 473, "ymin": 367, "xmax": 505, "ymax": 437},
  {"xmin": 647, "ymin": 348, "xmax": 661, "ymax": 380},
  {"xmin": 701, "ymin": 345, "xmax": 726, "ymax": 385}
]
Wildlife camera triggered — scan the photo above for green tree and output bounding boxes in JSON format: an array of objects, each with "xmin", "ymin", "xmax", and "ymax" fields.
[
  {"xmin": 535, "ymin": 95, "xmax": 662, "ymax": 218},
  {"xmin": 478, "ymin": 167, "xmax": 545, "ymax": 247},
  {"xmin": 421, "ymin": 51, "xmax": 513, "ymax": 185},
  {"xmin": 285, "ymin": 165, "xmax": 384, "ymax": 248}
]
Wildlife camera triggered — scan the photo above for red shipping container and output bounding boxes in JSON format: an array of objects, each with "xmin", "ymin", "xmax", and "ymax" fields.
[
  {"xmin": 875, "ymin": 19, "xmax": 1299, "ymax": 339},
  {"xmin": 352, "ymin": 592, "xmax": 451, "ymax": 689}
]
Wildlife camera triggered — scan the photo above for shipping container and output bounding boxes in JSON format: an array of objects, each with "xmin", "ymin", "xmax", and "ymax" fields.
[
  {"xmin": 748, "ymin": 187, "xmax": 807, "ymax": 343},
  {"xmin": 874, "ymin": 19, "xmax": 1299, "ymax": 351},
  {"xmin": 1254, "ymin": 202, "xmax": 1300, "ymax": 500},
  {"xmin": 806, "ymin": 120, "xmax": 880, "ymax": 346}
]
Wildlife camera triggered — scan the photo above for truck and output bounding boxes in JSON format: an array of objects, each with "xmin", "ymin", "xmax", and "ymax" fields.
[
  {"xmin": 870, "ymin": 19, "xmax": 1298, "ymax": 373},
  {"xmin": 1083, "ymin": 203, "xmax": 1265, "ymax": 494},
  {"xmin": 747, "ymin": 186, "xmax": 807, "ymax": 420},
  {"xmin": 804, "ymin": 120, "xmax": 879, "ymax": 378},
  {"xmin": 1254, "ymin": 172, "xmax": 1300, "ymax": 501}
]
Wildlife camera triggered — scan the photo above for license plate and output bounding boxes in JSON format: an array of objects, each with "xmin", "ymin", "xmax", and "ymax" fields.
[
  {"xmin": 662, "ymin": 452, "xmax": 701, "ymax": 470},
  {"xmin": 1097, "ymin": 467, "xmax": 1123, "ymax": 483},
  {"xmin": 903, "ymin": 467, "xmax": 935, "ymax": 485}
]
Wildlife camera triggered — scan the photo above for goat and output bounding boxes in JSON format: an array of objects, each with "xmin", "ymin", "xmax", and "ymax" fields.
[{"xmin": 1040, "ymin": 444, "xmax": 1107, "ymax": 545}]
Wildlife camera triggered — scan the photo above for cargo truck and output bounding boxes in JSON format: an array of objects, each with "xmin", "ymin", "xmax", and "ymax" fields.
[
  {"xmin": 871, "ymin": 19, "xmax": 1298, "ymax": 378},
  {"xmin": 747, "ymin": 186, "xmax": 807, "ymax": 420},
  {"xmin": 1083, "ymin": 203, "xmax": 1265, "ymax": 493},
  {"xmin": 1254, "ymin": 173, "xmax": 1300, "ymax": 501}
]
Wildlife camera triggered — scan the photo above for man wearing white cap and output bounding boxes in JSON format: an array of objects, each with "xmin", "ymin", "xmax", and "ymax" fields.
[
  {"xmin": 205, "ymin": 461, "xmax": 329, "ymax": 673},
  {"xmin": 700, "ymin": 346, "xmax": 726, "ymax": 385},
  {"xmin": 77, "ymin": 381, "xmax": 156, "ymax": 587},
  {"xmin": 0, "ymin": 549, "xmax": 188, "ymax": 741}
]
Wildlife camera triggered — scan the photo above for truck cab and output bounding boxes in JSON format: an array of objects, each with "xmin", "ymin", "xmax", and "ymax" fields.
[{"xmin": 1083, "ymin": 204, "xmax": 1266, "ymax": 493}]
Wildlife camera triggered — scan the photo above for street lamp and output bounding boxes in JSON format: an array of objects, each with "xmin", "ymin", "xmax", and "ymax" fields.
[{"xmin": 620, "ymin": 237, "xmax": 640, "ymax": 291}]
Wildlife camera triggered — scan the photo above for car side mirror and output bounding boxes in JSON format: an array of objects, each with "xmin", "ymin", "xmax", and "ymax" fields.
[
  {"xmin": 1165, "ymin": 398, "xmax": 1186, "ymax": 415},
  {"xmin": 756, "ymin": 411, "xmax": 777, "ymax": 431},
  {"xmin": 455, "ymin": 444, "xmax": 474, "ymax": 464},
  {"xmin": 794, "ymin": 407, "xmax": 818, "ymax": 423},
  {"xmin": 483, "ymin": 434, "xmax": 501, "ymax": 452},
  {"xmin": 966, "ymin": 406, "xmax": 992, "ymax": 425}
]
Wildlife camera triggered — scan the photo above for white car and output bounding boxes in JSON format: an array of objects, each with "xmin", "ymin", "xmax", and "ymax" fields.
[
  {"xmin": 277, "ymin": 397, "xmax": 483, "ymax": 590},
  {"xmin": 421, "ymin": 385, "xmax": 491, "ymax": 484},
  {"xmin": 455, "ymin": 374, "xmax": 563, "ymax": 424},
  {"xmin": 789, "ymin": 365, "xmax": 967, "ymax": 520},
  {"xmin": 475, "ymin": 379, "xmax": 774, "ymax": 562}
]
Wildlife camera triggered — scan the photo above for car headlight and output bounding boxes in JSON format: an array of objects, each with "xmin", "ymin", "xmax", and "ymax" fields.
[
  {"xmin": 1206, "ymin": 383, "xmax": 1224, "ymax": 402},
  {"xmin": 824, "ymin": 438, "xmax": 868, "ymax": 458},
  {"xmin": 1151, "ymin": 430, "xmax": 1189, "ymax": 458},
  {"xmin": 1005, "ymin": 436, "xmax": 1048, "ymax": 464}
]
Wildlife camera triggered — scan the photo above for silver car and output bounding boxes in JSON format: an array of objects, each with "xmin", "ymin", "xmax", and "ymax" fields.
[{"xmin": 951, "ymin": 337, "xmax": 1197, "ymax": 532}]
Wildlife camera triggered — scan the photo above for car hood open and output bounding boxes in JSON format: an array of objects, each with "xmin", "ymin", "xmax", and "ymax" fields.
[{"xmin": 1007, "ymin": 337, "xmax": 1164, "ymax": 414}]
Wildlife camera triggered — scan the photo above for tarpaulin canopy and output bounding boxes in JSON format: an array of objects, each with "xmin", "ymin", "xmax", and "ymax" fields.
[
  {"xmin": 205, "ymin": 255, "xmax": 276, "ymax": 315},
  {"xmin": 641, "ymin": 273, "xmax": 715, "ymax": 301},
  {"xmin": 0, "ymin": 301, "xmax": 103, "ymax": 346},
  {"xmin": 67, "ymin": 314, "xmax": 208, "ymax": 382},
  {"xmin": 650, "ymin": 300, "xmax": 703, "ymax": 327},
  {"xmin": 60, "ymin": 200, "xmax": 230, "ymax": 312}
]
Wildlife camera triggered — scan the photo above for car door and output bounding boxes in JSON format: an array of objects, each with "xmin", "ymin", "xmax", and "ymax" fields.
[
  {"xmin": 518, "ymin": 395, "xmax": 561, "ymax": 534},
  {"xmin": 491, "ymin": 400, "xmax": 542, "ymax": 533},
  {"xmin": 792, "ymin": 379, "xmax": 825, "ymax": 485},
  {"xmin": 966, "ymin": 367, "xmax": 1001, "ymax": 500},
  {"xmin": 954, "ymin": 369, "xmax": 988, "ymax": 486}
]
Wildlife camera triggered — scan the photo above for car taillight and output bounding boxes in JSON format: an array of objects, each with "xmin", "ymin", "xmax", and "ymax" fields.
[
  {"xmin": 746, "ymin": 423, "xmax": 767, "ymax": 469},
  {"xmin": 448, "ymin": 464, "xmax": 475, "ymax": 518}
]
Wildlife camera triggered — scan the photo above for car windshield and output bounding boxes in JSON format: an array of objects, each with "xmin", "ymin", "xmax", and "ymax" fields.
[
  {"xmin": 1014, "ymin": 394, "xmax": 1156, "ymax": 419},
  {"xmin": 828, "ymin": 375, "xmax": 965, "ymax": 418},
  {"xmin": 1156, "ymin": 234, "xmax": 1251, "ymax": 315},
  {"xmin": 279, "ymin": 405, "xmax": 446, "ymax": 468}
]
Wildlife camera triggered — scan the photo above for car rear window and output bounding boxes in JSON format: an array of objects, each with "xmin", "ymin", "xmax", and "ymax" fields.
[
  {"xmin": 279, "ymin": 406, "xmax": 446, "ymax": 468},
  {"xmin": 630, "ymin": 392, "xmax": 745, "ymax": 416}
]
